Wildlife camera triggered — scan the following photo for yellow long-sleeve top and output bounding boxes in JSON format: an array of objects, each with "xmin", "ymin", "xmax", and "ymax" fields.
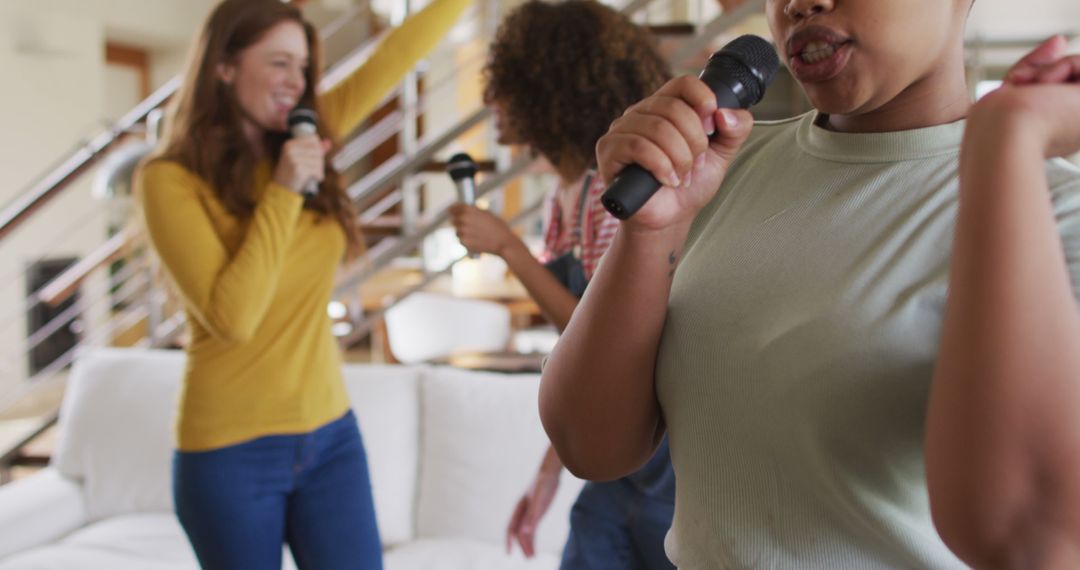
[{"xmin": 139, "ymin": 0, "xmax": 470, "ymax": 452}]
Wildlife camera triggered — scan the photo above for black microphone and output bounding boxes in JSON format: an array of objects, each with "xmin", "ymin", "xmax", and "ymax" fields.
[
  {"xmin": 287, "ymin": 107, "xmax": 320, "ymax": 199},
  {"xmin": 447, "ymin": 152, "xmax": 478, "ymax": 205},
  {"xmin": 447, "ymin": 152, "xmax": 480, "ymax": 258},
  {"xmin": 600, "ymin": 35, "xmax": 780, "ymax": 220}
]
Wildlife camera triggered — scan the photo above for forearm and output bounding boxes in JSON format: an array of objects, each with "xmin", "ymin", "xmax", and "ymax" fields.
[
  {"xmin": 539, "ymin": 223, "xmax": 688, "ymax": 480},
  {"xmin": 203, "ymin": 184, "xmax": 303, "ymax": 339},
  {"xmin": 501, "ymin": 239, "xmax": 578, "ymax": 331},
  {"xmin": 140, "ymin": 164, "xmax": 302, "ymax": 342},
  {"xmin": 928, "ymin": 120, "xmax": 1080, "ymax": 567},
  {"xmin": 538, "ymin": 445, "xmax": 563, "ymax": 476},
  {"xmin": 320, "ymin": 0, "xmax": 470, "ymax": 134}
]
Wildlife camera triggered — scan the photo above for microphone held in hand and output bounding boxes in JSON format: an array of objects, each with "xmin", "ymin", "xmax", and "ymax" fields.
[
  {"xmin": 600, "ymin": 35, "xmax": 781, "ymax": 220},
  {"xmin": 287, "ymin": 107, "xmax": 320, "ymax": 198},
  {"xmin": 447, "ymin": 152, "xmax": 478, "ymax": 205},
  {"xmin": 447, "ymin": 152, "xmax": 480, "ymax": 258}
]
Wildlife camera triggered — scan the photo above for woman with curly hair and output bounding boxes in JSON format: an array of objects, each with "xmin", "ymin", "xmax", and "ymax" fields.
[{"xmin": 448, "ymin": 2, "xmax": 674, "ymax": 568}]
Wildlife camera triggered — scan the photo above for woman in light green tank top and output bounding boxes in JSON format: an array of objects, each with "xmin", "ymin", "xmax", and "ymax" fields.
[{"xmin": 540, "ymin": 0, "xmax": 1080, "ymax": 568}]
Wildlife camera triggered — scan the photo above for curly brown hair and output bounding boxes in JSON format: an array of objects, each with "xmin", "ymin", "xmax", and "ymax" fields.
[{"xmin": 484, "ymin": 0, "xmax": 671, "ymax": 176}]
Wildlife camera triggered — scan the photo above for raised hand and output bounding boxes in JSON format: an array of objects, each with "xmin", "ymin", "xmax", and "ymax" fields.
[
  {"xmin": 596, "ymin": 75, "xmax": 753, "ymax": 232},
  {"xmin": 274, "ymin": 137, "xmax": 331, "ymax": 194},
  {"xmin": 976, "ymin": 36, "xmax": 1080, "ymax": 159}
]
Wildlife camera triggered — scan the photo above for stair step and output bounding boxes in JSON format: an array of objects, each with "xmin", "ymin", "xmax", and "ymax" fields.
[{"xmin": 362, "ymin": 216, "xmax": 403, "ymax": 230}]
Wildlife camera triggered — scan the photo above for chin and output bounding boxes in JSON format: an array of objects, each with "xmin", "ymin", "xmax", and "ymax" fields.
[{"xmin": 263, "ymin": 118, "xmax": 289, "ymax": 133}]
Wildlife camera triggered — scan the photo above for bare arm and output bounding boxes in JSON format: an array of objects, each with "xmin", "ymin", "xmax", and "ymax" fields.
[
  {"xmin": 540, "ymin": 223, "xmax": 689, "ymax": 480},
  {"xmin": 927, "ymin": 39, "xmax": 1080, "ymax": 569},
  {"xmin": 500, "ymin": 238, "xmax": 578, "ymax": 331},
  {"xmin": 538, "ymin": 76, "xmax": 753, "ymax": 480},
  {"xmin": 449, "ymin": 204, "xmax": 579, "ymax": 330}
]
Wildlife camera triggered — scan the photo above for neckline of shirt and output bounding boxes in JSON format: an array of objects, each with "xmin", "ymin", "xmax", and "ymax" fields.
[{"xmin": 794, "ymin": 111, "xmax": 966, "ymax": 164}]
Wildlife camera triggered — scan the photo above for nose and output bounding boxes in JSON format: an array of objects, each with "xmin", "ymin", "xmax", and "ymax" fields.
[
  {"xmin": 782, "ymin": 0, "xmax": 833, "ymax": 21},
  {"xmin": 287, "ymin": 65, "xmax": 306, "ymax": 93}
]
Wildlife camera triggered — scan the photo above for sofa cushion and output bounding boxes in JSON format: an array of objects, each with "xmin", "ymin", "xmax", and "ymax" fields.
[
  {"xmin": 341, "ymin": 364, "xmax": 422, "ymax": 546},
  {"xmin": 415, "ymin": 367, "xmax": 585, "ymax": 555},
  {"xmin": 0, "ymin": 468, "xmax": 87, "ymax": 559},
  {"xmin": 385, "ymin": 538, "xmax": 559, "ymax": 570},
  {"xmin": 52, "ymin": 348, "xmax": 183, "ymax": 521},
  {"xmin": 0, "ymin": 513, "xmax": 298, "ymax": 570}
]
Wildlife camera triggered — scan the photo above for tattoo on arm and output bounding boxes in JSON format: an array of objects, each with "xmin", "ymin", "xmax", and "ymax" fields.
[{"xmin": 668, "ymin": 250, "xmax": 678, "ymax": 279}]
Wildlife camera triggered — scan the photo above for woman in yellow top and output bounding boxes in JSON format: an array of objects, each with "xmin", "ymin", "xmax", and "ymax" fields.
[{"xmin": 137, "ymin": 0, "xmax": 469, "ymax": 567}]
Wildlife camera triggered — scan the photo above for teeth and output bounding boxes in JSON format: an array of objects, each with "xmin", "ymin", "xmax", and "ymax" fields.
[{"xmin": 800, "ymin": 41, "xmax": 837, "ymax": 64}]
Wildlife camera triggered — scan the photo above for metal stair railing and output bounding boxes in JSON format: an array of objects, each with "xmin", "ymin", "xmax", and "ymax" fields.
[
  {"xmin": 341, "ymin": 188, "xmax": 549, "ymax": 344},
  {"xmin": 328, "ymin": 0, "xmax": 746, "ymax": 293},
  {"xmin": 0, "ymin": 5, "xmax": 375, "ymax": 244},
  {"xmin": 0, "ymin": 0, "xmax": 762, "ymax": 413}
]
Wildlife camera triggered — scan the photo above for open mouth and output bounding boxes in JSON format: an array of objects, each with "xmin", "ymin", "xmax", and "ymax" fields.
[
  {"xmin": 272, "ymin": 93, "xmax": 299, "ymax": 113},
  {"xmin": 797, "ymin": 40, "xmax": 850, "ymax": 64},
  {"xmin": 787, "ymin": 29, "xmax": 854, "ymax": 82}
]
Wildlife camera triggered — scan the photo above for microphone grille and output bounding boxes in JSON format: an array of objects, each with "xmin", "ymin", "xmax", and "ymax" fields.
[
  {"xmin": 710, "ymin": 35, "xmax": 781, "ymax": 106},
  {"xmin": 447, "ymin": 152, "xmax": 477, "ymax": 181},
  {"xmin": 287, "ymin": 107, "xmax": 318, "ymax": 128}
]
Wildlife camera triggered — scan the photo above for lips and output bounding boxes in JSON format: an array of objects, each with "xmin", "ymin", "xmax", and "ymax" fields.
[
  {"xmin": 273, "ymin": 95, "xmax": 297, "ymax": 113},
  {"xmin": 786, "ymin": 26, "xmax": 854, "ymax": 83}
]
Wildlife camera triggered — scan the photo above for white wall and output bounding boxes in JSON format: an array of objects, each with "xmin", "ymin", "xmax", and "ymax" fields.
[
  {"xmin": 0, "ymin": 6, "xmax": 107, "ymax": 387},
  {"xmin": 970, "ymin": 0, "xmax": 1080, "ymax": 40},
  {"xmin": 0, "ymin": 1, "xmax": 217, "ymax": 395}
]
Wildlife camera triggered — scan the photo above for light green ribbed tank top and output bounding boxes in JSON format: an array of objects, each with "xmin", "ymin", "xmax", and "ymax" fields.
[{"xmin": 656, "ymin": 111, "xmax": 1080, "ymax": 569}]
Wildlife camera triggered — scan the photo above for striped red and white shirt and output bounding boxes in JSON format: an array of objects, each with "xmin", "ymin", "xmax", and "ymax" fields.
[{"xmin": 538, "ymin": 170, "xmax": 620, "ymax": 281}]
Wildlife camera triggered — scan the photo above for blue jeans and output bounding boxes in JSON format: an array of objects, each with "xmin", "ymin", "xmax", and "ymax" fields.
[
  {"xmin": 560, "ymin": 479, "xmax": 676, "ymax": 570},
  {"xmin": 173, "ymin": 410, "xmax": 382, "ymax": 570}
]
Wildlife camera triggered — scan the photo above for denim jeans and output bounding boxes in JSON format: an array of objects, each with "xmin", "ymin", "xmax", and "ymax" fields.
[
  {"xmin": 560, "ymin": 478, "xmax": 676, "ymax": 570},
  {"xmin": 173, "ymin": 410, "xmax": 382, "ymax": 570}
]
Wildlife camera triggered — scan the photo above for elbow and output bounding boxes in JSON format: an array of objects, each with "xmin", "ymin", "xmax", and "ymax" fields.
[
  {"xmin": 538, "ymin": 379, "xmax": 652, "ymax": 482},
  {"xmin": 201, "ymin": 313, "xmax": 257, "ymax": 344},
  {"xmin": 930, "ymin": 486, "xmax": 1080, "ymax": 570},
  {"xmin": 558, "ymin": 452, "xmax": 639, "ymax": 483},
  {"xmin": 931, "ymin": 499, "xmax": 1008, "ymax": 569},
  {"xmin": 208, "ymin": 324, "xmax": 255, "ymax": 344}
]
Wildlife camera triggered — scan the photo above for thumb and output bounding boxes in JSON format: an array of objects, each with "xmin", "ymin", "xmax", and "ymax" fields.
[{"xmin": 708, "ymin": 109, "xmax": 753, "ymax": 162}]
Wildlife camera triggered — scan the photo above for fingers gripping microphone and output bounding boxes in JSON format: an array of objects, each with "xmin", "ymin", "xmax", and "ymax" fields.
[
  {"xmin": 287, "ymin": 107, "xmax": 320, "ymax": 198},
  {"xmin": 447, "ymin": 152, "xmax": 478, "ymax": 205},
  {"xmin": 600, "ymin": 35, "xmax": 781, "ymax": 220}
]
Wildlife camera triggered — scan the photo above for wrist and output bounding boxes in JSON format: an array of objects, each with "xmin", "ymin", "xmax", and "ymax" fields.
[
  {"xmin": 499, "ymin": 236, "xmax": 530, "ymax": 262},
  {"xmin": 961, "ymin": 120, "xmax": 1046, "ymax": 192},
  {"xmin": 619, "ymin": 221, "xmax": 692, "ymax": 253},
  {"xmin": 273, "ymin": 175, "xmax": 302, "ymax": 194},
  {"xmin": 968, "ymin": 91, "xmax": 1051, "ymax": 159}
]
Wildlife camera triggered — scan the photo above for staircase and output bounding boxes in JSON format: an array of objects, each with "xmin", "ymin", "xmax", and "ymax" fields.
[{"xmin": 0, "ymin": 0, "xmax": 772, "ymax": 479}]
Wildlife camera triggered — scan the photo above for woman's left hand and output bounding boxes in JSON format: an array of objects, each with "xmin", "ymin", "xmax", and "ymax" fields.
[{"xmin": 973, "ymin": 35, "xmax": 1080, "ymax": 159}]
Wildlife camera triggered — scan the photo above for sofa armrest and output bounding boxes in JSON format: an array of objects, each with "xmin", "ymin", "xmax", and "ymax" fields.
[{"xmin": 0, "ymin": 468, "xmax": 87, "ymax": 559}]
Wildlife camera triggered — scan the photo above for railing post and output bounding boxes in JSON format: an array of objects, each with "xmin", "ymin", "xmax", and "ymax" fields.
[
  {"xmin": 396, "ymin": 0, "xmax": 423, "ymax": 272},
  {"xmin": 400, "ymin": 69, "xmax": 420, "ymax": 239},
  {"xmin": 145, "ymin": 261, "xmax": 164, "ymax": 347}
]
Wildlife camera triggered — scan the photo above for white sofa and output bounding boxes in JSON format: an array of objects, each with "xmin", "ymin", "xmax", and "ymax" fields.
[{"xmin": 0, "ymin": 348, "xmax": 585, "ymax": 569}]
